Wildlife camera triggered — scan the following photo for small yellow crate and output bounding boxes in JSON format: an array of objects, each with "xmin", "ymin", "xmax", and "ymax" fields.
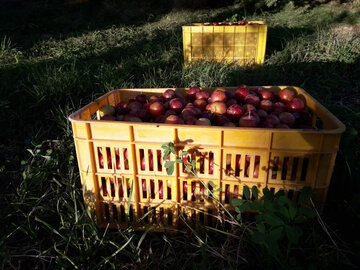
[
  {"xmin": 182, "ymin": 22, "xmax": 268, "ymax": 65},
  {"xmin": 69, "ymin": 86, "xmax": 345, "ymax": 230}
]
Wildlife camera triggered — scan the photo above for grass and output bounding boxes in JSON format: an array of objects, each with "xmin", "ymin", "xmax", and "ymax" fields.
[{"xmin": 1, "ymin": 0, "xmax": 360, "ymax": 269}]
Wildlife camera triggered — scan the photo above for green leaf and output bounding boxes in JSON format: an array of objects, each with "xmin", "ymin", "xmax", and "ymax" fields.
[
  {"xmin": 278, "ymin": 195, "xmax": 292, "ymax": 206},
  {"xmin": 209, "ymin": 181, "xmax": 216, "ymax": 188},
  {"xmin": 298, "ymin": 207, "xmax": 316, "ymax": 219},
  {"xmin": 251, "ymin": 231, "xmax": 266, "ymax": 244},
  {"xmin": 269, "ymin": 226, "xmax": 283, "ymax": 241},
  {"xmin": 255, "ymin": 213, "xmax": 264, "ymax": 223},
  {"xmin": 215, "ymin": 188, "xmax": 222, "ymax": 192},
  {"xmin": 263, "ymin": 213, "xmax": 284, "ymax": 227},
  {"xmin": 239, "ymin": 201, "xmax": 250, "ymax": 212},
  {"xmin": 235, "ymin": 207, "xmax": 241, "ymax": 213},
  {"xmin": 256, "ymin": 223, "xmax": 266, "ymax": 233},
  {"xmin": 266, "ymin": 239, "xmax": 280, "ymax": 257},
  {"xmin": 347, "ymin": 127, "xmax": 358, "ymax": 137},
  {"xmin": 285, "ymin": 225, "xmax": 302, "ymax": 244},
  {"xmin": 251, "ymin": 201, "xmax": 264, "ymax": 212},
  {"xmin": 279, "ymin": 206, "xmax": 290, "ymax": 220},
  {"xmin": 166, "ymin": 164, "xmax": 174, "ymax": 175},
  {"xmin": 261, "ymin": 187, "xmax": 274, "ymax": 201},
  {"xmin": 264, "ymin": 200, "xmax": 276, "ymax": 212},
  {"xmin": 243, "ymin": 186, "xmax": 250, "ymax": 200},
  {"xmin": 252, "ymin": 186, "xmax": 258, "ymax": 200},
  {"xmin": 232, "ymin": 199, "xmax": 244, "ymax": 207},
  {"xmin": 294, "ymin": 215, "xmax": 307, "ymax": 223},
  {"xmin": 164, "ymin": 161, "xmax": 175, "ymax": 168},
  {"xmin": 191, "ymin": 160, "xmax": 196, "ymax": 168},
  {"xmin": 161, "ymin": 144, "xmax": 168, "ymax": 149},
  {"xmin": 289, "ymin": 204, "xmax": 298, "ymax": 220},
  {"xmin": 163, "ymin": 149, "xmax": 170, "ymax": 161},
  {"xmin": 275, "ymin": 189, "xmax": 285, "ymax": 198},
  {"xmin": 175, "ymin": 159, "xmax": 183, "ymax": 164},
  {"xmin": 180, "ymin": 151, "xmax": 188, "ymax": 156},
  {"xmin": 236, "ymin": 213, "xmax": 242, "ymax": 220},
  {"xmin": 298, "ymin": 186, "xmax": 312, "ymax": 204}
]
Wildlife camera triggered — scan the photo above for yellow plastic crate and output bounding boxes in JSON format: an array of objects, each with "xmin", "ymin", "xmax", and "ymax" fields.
[
  {"xmin": 69, "ymin": 86, "xmax": 345, "ymax": 230},
  {"xmin": 182, "ymin": 21, "xmax": 267, "ymax": 65}
]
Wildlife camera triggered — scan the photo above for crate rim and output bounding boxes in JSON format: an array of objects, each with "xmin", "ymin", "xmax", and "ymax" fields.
[
  {"xmin": 182, "ymin": 21, "xmax": 267, "ymax": 27},
  {"xmin": 68, "ymin": 86, "xmax": 346, "ymax": 135}
]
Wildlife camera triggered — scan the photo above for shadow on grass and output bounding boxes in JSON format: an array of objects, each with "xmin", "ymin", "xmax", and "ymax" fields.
[
  {"xmin": 0, "ymin": 0, "xmax": 237, "ymax": 50},
  {"xmin": 0, "ymin": 0, "xmax": 175, "ymax": 49}
]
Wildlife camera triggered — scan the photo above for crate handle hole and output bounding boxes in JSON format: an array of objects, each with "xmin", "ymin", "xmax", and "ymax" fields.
[
  {"xmin": 142, "ymin": 179, "xmax": 147, "ymax": 198},
  {"xmin": 281, "ymin": 157, "xmax": 289, "ymax": 180},
  {"xmin": 191, "ymin": 182, "xmax": 196, "ymax": 201},
  {"xmin": 144, "ymin": 206, "xmax": 149, "ymax": 223},
  {"xmin": 200, "ymin": 183, "xmax": 205, "ymax": 202},
  {"xmin": 253, "ymin": 155, "xmax": 260, "ymax": 178},
  {"xmin": 183, "ymin": 181, "xmax": 188, "ymax": 200},
  {"xmin": 235, "ymin": 154, "xmax": 241, "ymax": 177},
  {"xmin": 157, "ymin": 150, "xmax": 162, "ymax": 171},
  {"xmin": 226, "ymin": 154, "xmax": 232, "ymax": 176},
  {"xmin": 124, "ymin": 148, "xmax": 129, "ymax": 170},
  {"xmin": 148, "ymin": 150, "xmax": 154, "ymax": 171},
  {"xmin": 101, "ymin": 177, "xmax": 107, "ymax": 197},
  {"xmin": 98, "ymin": 147, "xmax": 104, "ymax": 169},
  {"xmin": 140, "ymin": 149, "xmax": 145, "ymax": 171},
  {"xmin": 209, "ymin": 152, "xmax": 214, "ymax": 175},
  {"xmin": 113, "ymin": 205, "xmax": 118, "ymax": 221},
  {"xmin": 225, "ymin": 184, "xmax": 230, "ymax": 204},
  {"xmin": 115, "ymin": 147, "xmax": 121, "ymax": 170},
  {"xmin": 151, "ymin": 207, "xmax": 156, "ymax": 224},
  {"xmin": 168, "ymin": 212, "xmax": 173, "ymax": 225},
  {"xmin": 245, "ymin": 155, "xmax": 251, "ymax": 177},
  {"xmin": 199, "ymin": 152, "xmax": 205, "ymax": 174},
  {"xmin": 291, "ymin": 158, "xmax": 299, "ymax": 180},
  {"xmin": 150, "ymin": 179, "xmax": 155, "ymax": 199},
  {"xmin": 301, "ymin": 158, "xmax": 309, "ymax": 181},
  {"xmin": 110, "ymin": 177, "xmax": 115, "ymax": 197},
  {"xmin": 167, "ymin": 180, "xmax": 172, "ymax": 200},
  {"xmin": 104, "ymin": 204, "xmax": 110, "ymax": 221},
  {"xmin": 272, "ymin": 156, "xmax": 279, "ymax": 179},
  {"xmin": 106, "ymin": 147, "xmax": 112, "ymax": 169},
  {"xmin": 120, "ymin": 205, "xmax": 126, "ymax": 222},
  {"xmin": 159, "ymin": 180, "xmax": 163, "ymax": 199},
  {"xmin": 119, "ymin": 180, "xmax": 124, "ymax": 198},
  {"xmin": 234, "ymin": 185, "xmax": 239, "ymax": 199}
]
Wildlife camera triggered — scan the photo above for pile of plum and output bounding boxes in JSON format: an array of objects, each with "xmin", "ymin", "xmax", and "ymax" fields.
[{"xmin": 98, "ymin": 86, "xmax": 313, "ymax": 129}]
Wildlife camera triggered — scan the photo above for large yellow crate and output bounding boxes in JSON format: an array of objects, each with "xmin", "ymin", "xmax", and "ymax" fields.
[
  {"xmin": 182, "ymin": 21, "xmax": 267, "ymax": 65},
  {"xmin": 69, "ymin": 86, "xmax": 345, "ymax": 230}
]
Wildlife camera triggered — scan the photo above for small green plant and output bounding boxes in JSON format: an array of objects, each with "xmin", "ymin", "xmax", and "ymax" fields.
[
  {"xmin": 162, "ymin": 141, "xmax": 320, "ymax": 267},
  {"xmin": 161, "ymin": 142, "xmax": 222, "ymax": 195},
  {"xmin": 161, "ymin": 142, "xmax": 241, "ymax": 222},
  {"xmin": 226, "ymin": 14, "xmax": 241, "ymax": 23},
  {"xmin": 232, "ymin": 186, "xmax": 317, "ymax": 267}
]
